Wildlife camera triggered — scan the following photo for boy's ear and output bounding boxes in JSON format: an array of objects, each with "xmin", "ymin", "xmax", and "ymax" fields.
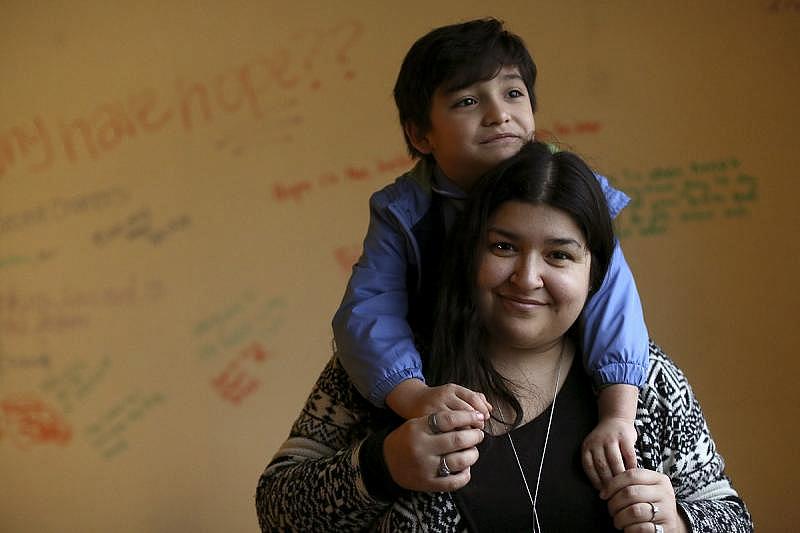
[{"xmin": 404, "ymin": 122, "xmax": 432, "ymax": 154}]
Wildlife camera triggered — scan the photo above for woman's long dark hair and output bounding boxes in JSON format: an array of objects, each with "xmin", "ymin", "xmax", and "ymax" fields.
[{"xmin": 425, "ymin": 141, "xmax": 616, "ymax": 426}]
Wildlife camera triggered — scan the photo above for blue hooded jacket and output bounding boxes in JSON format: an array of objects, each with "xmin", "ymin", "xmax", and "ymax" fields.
[{"xmin": 333, "ymin": 158, "xmax": 648, "ymax": 407}]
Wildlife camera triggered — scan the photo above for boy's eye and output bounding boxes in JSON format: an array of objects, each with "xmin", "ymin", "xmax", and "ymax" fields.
[
  {"xmin": 508, "ymin": 88, "xmax": 525, "ymax": 98},
  {"xmin": 454, "ymin": 96, "xmax": 478, "ymax": 107}
]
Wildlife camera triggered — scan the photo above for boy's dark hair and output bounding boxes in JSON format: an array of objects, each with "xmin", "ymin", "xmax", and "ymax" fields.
[
  {"xmin": 426, "ymin": 141, "xmax": 615, "ymax": 428},
  {"xmin": 394, "ymin": 18, "xmax": 538, "ymax": 159}
]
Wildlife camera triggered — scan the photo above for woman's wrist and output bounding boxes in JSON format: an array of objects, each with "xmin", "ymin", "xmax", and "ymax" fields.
[{"xmin": 358, "ymin": 428, "xmax": 407, "ymax": 502}]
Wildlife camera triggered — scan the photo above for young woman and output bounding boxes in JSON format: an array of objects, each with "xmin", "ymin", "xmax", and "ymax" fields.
[{"xmin": 256, "ymin": 142, "xmax": 753, "ymax": 532}]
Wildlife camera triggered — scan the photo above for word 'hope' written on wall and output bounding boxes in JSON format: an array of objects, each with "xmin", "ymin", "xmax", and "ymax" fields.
[
  {"xmin": 0, "ymin": 20, "xmax": 363, "ymax": 179},
  {"xmin": 610, "ymin": 157, "xmax": 758, "ymax": 238}
]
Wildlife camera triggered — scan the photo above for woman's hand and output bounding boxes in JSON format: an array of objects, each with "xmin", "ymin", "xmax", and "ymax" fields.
[
  {"xmin": 602, "ymin": 468, "xmax": 688, "ymax": 533},
  {"xmin": 383, "ymin": 409, "xmax": 485, "ymax": 492}
]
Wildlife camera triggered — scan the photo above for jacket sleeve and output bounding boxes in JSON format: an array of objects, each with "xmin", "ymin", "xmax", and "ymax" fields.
[
  {"xmin": 332, "ymin": 185, "xmax": 425, "ymax": 407},
  {"xmin": 639, "ymin": 344, "xmax": 754, "ymax": 533},
  {"xmin": 581, "ymin": 241, "xmax": 650, "ymax": 389},
  {"xmin": 255, "ymin": 356, "xmax": 391, "ymax": 531},
  {"xmin": 580, "ymin": 172, "xmax": 649, "ymax": 389}
]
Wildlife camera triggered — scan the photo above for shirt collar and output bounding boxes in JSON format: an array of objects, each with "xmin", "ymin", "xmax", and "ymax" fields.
[{"xmin": 431, "ymin": 165, "xmax": 468, "ymax": 200}]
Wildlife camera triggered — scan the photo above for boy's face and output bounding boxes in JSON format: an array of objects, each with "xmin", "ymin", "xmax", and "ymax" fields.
[{"xmin": 409, "ymin": 66, "xmax": 535, "ymax": 191}]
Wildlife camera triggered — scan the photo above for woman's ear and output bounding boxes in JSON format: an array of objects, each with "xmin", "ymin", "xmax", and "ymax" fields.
[{"xmin": 404, "ymin": 122, "xmax": 432, "ymax": 155}]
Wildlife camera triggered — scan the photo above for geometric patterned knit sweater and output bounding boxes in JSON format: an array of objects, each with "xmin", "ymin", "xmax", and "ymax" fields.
[{"xmin": 255, "ymin": 342, "xmax": 754, "ymax": 532}]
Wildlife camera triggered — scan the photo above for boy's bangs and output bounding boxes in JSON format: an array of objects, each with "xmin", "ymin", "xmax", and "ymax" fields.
[{"xmin": 440, "ymin": 41, "xmax": 532, "ymax": 94}]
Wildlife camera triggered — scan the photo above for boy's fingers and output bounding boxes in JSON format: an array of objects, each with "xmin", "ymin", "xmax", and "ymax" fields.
[
  {"xmin": 592, "ymin": 451, "xmax": 613, "ymax": 485},
  {"xmin": 621, "ymin": 444, "xmax": 638, "ymax": 470},
  {"xmin": 455, "ymin": 388, "xmax": 491, "ymax": 418},
  {"xmin": 605, "ymin": 443, "xmax": 626, "ymax": 476},
  {"xmin": 444, "ymin": 397, "xmax": 474, "ymax": 413},
  {"xmin": 581, "ymin": 450, "xmax": 602, "ymax": 491},
  {"xmin": 430, "ymin": 410, "xmax": 486, "ymax": 433}
]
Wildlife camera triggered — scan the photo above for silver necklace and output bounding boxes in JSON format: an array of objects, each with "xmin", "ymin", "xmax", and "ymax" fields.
[{"xmin": 498, "ymin": 343, "xmax": 565, "ymax": 533}]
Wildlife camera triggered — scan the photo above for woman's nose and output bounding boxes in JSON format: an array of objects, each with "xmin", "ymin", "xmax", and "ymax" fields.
[{"xmin": 510, "ymin": 256, "xmax": 544, "ymax": 289}]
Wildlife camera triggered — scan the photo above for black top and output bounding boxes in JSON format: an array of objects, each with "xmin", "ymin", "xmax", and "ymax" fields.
[{"xmin": 452, "ymin": 357, "xmax": 617, "ymax": 532}]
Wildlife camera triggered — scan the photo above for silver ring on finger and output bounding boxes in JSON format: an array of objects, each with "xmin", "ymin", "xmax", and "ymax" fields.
[
  {"xmin": 427, "ymin": 413, "xmax": 441, "ymax": 434},
  {"xmin": 437, "ymin": 455, "xmax": 451, "ymax": 477},
  {"xmin": 648, "ymin": 501, "xmax": 660, "ymax": 521},
  {"xmin": 653, "ymin": 523, "xmax": 664, "ymax": 533}
]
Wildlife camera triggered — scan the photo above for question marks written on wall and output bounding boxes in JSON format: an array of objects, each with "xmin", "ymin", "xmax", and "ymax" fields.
[
  {"xmin": 0, "ymin": 20, "xmax": 365, "ymax": 179},
  {"xmin": 294, "ymin": 20, "xmax": 363, "ymax": 90},
  {"xmin": 192, "ymin": 291, "xmax": 286, "ymax": 406},
  {"xmin": 611, "ymin": 157, "xmax": 759, "ymax": 238}
]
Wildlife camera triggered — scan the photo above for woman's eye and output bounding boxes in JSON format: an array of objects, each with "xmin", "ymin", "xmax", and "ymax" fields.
[
  {"xmin": 508, "ymin": 88, "xmax": 525, "ymax": 98},
  {"xmin": 490, "ymin": 241, "xmax": 516, "ymax": 254},
  {"xmin": 549, "ymin": 250, "xmax": 573, "ymax": 261}
]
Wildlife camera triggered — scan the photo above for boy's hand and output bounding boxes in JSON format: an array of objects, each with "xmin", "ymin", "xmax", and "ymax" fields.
[
  {"xmin": 581, "ymin": 416, "xmax": 638, "ymax": 491},
  {"xmin": 385, "ymin": 379, "xmax": 492, "ymax": 420}
]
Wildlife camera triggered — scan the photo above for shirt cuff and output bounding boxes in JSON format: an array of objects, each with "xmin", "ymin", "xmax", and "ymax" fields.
[
  {"xmin": 358, "ymin": 427, "xmax": 409, "ymax": 502},
  {"xmin": 370, "ymin": 366, "xmax": 425, "ymax": 407},
  {"xmin": 592, "ymin": 362, "xmax": 648, "ymax": 390}
]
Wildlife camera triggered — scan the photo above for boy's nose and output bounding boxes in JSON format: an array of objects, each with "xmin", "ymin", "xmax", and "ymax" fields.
[{"xmin": 482, "ymin": 100, "xmax": 510, "ymax": 126}]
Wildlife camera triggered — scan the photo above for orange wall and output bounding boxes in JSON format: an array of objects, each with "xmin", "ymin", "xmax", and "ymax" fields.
[{"xmin": 1, "ymin": 1, "xmax": 797, "ymax": 531}]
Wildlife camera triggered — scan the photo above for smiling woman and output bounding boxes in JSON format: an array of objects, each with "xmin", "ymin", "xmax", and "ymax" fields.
[
  {"xmin": 477, "ymin": 201, "xmax": 593, "ymax": 355},
  {"xmin": 255, "ymin": 142, "xmax": 753, "ymax": 532}
]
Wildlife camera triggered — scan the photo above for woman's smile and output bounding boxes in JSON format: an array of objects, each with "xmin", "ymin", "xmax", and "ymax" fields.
[{"xmin": 498, "ymin": 293, "xmax": 548, "ymax": 313}]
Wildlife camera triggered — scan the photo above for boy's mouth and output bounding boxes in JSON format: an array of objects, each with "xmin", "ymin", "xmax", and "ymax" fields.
[{"xmin": 480, "ymin": 133, "xmax": 520, "ymax": 144}]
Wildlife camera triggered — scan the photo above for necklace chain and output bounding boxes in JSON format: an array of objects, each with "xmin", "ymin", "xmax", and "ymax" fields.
[{"xmin": 499, "ymin": 342, "xmax": 565, "ymax": 533}]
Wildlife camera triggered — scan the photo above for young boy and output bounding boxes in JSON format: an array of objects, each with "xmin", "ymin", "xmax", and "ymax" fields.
[{"xmin": 332, "ymin": 18, "xmax": 648, "ymax": 490}]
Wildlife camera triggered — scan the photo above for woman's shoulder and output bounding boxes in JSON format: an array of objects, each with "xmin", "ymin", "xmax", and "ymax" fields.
[
  {"xmin": 288, "ymin": 354, "xmax": 380, "ymax": 449},
  {"xmin": 640, "ymin": 341, "xmax": 696, "ymax": 414}
]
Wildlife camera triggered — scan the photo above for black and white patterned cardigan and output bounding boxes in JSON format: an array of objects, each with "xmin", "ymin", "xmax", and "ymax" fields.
[{"xmin": 255, "ymin": 342, "xmax": 753, "ymax": 532}]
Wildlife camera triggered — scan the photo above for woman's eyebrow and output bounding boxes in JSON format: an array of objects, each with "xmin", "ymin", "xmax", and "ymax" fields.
[
  {"xmin": 488, "ymin": 227, "xmax": 584, "ymax": 247},
  {"xmin": 486, "ymin": 226, "xmax": 519, "ymax": 240},
  {"xmin": 545, "ymin": 237, "xmax": 585, "ymax": 249}
]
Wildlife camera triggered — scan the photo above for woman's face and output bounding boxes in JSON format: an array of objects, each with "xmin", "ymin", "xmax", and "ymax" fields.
[{"xmin": 476, "ymin": 200, "xmax": 592, "ymax": 352}]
